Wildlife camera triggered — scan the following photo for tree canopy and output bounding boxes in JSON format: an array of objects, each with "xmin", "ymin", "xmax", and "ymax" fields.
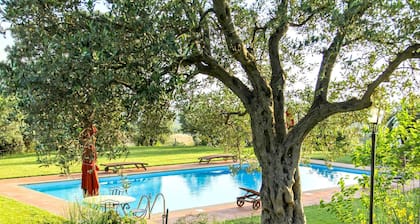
[{"xmin": 0, "ymin": 0, "xmax": 419, "ymax": 223}]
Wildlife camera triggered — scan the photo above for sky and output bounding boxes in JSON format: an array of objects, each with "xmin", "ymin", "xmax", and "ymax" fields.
[{"xmin": 0, "ymin": 22, "xmax": 12, "ymax": 62}]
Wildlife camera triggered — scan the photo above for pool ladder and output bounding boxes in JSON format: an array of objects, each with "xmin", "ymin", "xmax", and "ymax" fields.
[{"xmin": 132, "ymin": 193, "xmax": 167, "ymax": 222}]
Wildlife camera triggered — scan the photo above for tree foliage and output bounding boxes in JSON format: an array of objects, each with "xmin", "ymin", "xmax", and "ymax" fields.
[
  {"xmin": 132, "ymin": 102, "xmax": 175, "ymax": 146},
  {"xmin": 354, "ymin": 95, "xmax": 420, "ymax": 181},
  {"xmin": 302, "ymin": 111, "xmax": 365, "ymax": 162},
  {"xmin": 178, "ymin": 82, "xmax": 252, "ymax": 152},
  {"xmin": 1, "ymin": 0, "xmax": 419, "ymax": 223},
  {"xmin": 0, "ymin": 0, "xmax": 180, "ymax": 171},
  {"xmin": 323, "ymin": 96, "xmax": 420, "ymax": 223},
  {"xmin": 0, "ymin": 95, "xmax": 25, "ymax": 154}
]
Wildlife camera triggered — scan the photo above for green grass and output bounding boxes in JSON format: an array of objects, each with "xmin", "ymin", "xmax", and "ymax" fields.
[
  {"xmin": 304, "ymin": 204, "xmax": 340, "ymax": 224},
  {"xmin": 0, "ymin": 196, "xmax": 65, "ymax": 224},
  {"xmin": 220, "ymin": 204, "xmax": 339, "ymax": 223},
  {"xmin": 0, "ymin": 146, "xmax": 226, "ymax": 179},
  {"xmin": 306, "ymin": 151, "xmax": 353, "ymax": 164}
]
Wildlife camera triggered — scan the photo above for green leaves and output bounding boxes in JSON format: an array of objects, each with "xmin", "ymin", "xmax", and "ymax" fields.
[
  {"xmin": 331, "ymin": 96, "xmax": 420, "ymax": 223},
  {"xmin": 178, "ymin": 84, "xmax": 251, "ymax": 154},
  {"xmin": 0, "ymin": 95, "xmax": 25, "ymax": 154},
  {"xmin": 0, "ymin": 0, "xmax": 183, "ymax": 170}
]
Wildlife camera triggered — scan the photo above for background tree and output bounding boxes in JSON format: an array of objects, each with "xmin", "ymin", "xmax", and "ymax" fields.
[
  {"xmin": 1, "ymin": 1, "xmax": 419, "ymax": 223},
  {"xmin": 302, "ymin": 111, "xmax": 365, "ymax": 162},
  {"xmin": 178, "ymin": 81, "xmax": 252, "ymax": 155},
  {"xmin": 0, "ymin": 95, "xmax": 25, "ymax": 155},
  {"xmin": 132, "ymin": 102, "xmax": 175, "ymax": 146}
]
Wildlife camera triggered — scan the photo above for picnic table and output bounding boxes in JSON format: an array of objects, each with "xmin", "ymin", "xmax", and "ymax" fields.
[
  {"xmin": 100, "ymin": 162, "xmax": 148, "ymax": 172},
  {"xmin": 198, "ymin": 154, "xmax": 237, "ymax": 164}
]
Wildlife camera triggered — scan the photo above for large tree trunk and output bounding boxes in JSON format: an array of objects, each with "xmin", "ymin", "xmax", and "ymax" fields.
[
  {"xmin": 250, "ymin": 104, "xmax": 306, "ymax": 224},
  {"xmin": 259, "ymin": 151, "xmax": 305, "ymax": 223}
]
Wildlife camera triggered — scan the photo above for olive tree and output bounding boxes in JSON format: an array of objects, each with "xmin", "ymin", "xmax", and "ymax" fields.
[
  {"xmin": 175, "ymin": 1, "xmax": 419, "ymax": 223},
  {"xmin": 0, "ymin": 0, "xmax": 178, "ymax": 171},
  {"xmin": 1, "ymin": 0, "xmax": 419, "ymax": 223}
]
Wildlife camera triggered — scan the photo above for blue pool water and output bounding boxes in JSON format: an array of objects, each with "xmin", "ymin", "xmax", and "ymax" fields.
[{"xmin": 24, "ymin": 164, "xmax": 368, "ymax": 213}]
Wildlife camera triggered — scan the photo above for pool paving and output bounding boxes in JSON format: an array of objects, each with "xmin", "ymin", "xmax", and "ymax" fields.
[{"xmin": 0, "ymin": 160, "xmax": 360, "ymax": 224}]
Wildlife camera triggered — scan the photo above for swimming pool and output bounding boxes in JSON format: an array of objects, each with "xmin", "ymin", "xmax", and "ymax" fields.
[{"xmin": 24, "ymin": 164, "xmax": 368, "ymax": 213}]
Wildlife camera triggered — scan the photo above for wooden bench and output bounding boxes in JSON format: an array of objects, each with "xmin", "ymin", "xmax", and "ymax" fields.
[
  {"xmin": 198, "ymin": 154, "xmax": 237, "ymax": 164},
  {"xmin": 100, "ymin": 162, "xmax": 148, "ymax": 173}
]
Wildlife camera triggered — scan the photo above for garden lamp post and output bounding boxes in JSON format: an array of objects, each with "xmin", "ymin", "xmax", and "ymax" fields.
[{"xmin": 368, "ymin": 107, "xmax": 383, "ymax": 224}]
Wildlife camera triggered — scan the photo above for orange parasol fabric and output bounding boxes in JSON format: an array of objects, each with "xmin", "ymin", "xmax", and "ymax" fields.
[{"xmin": 81, "ymin": 125, "xmax": 99, "ymax": 197}]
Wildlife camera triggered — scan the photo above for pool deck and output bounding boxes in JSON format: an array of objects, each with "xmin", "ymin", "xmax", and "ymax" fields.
[{"xmin": 0, "ymin": 160, "xmax": 365, "ymax": 223}]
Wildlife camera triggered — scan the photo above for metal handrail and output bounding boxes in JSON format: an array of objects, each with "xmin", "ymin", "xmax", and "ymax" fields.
[
  {"xmin": 149, "ymin": 193, "xmax": 166, "ymax": 219},
  {"xmin": 132, "ymin": 194, "xmax": 151, "ymax": 218},
  {"xmin": 133, "ymin": 193, "xmax": 166, "ymax": 220}
]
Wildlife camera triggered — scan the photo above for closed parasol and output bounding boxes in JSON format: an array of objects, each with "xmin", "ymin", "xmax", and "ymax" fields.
[{"xmin": 80, "ymin": 124, "xmax": 99, "ymax": 197}]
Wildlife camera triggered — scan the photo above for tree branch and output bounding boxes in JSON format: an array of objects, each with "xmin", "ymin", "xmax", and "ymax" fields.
[
  {"xmin": 109, "ymin": 78, "xmax": 135, "ymax": 91},
  {"xmin": 312, "ymin": 1, "xmax": 371, "ymax": 106},
  {"xmin": 250, "ymin": 23, "xmax": 266, "ymax": 49},
  {"xmin": 268, "ymin": 0, "xmax": 289, "ymax": 139},
  {"xmin": 294, "ymin": 43, "xmax": 420, "ymax": 144},
  {"xmin": 289, "ymin": 13, "xmax": 315, "ymax": 27},
  {"xmin": 362, "ymin": 44, "xmax": 420, "ymax": 100},
  {"xmin": 197, "ymin": 8, "xmax": 215, "ymax": 32},
  {"xmin": 289, "ymin": 5, "xmax": 328, "ymax": 27},
  {"xmin": 184, "ymin": 53, "xmax": 253, "ymax": 108},
  {"xmin": 212, "ymin": 0, "xmax": 269, "ymax": 94},
  {"xmin": 222, "ymin": 111, "xmax": 247, "ymax": 124}
]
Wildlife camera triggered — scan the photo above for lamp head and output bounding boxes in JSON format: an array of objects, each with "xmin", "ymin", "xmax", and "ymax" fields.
[{"xmin": 369, "ymin": 107, "xmax": 384, "ymax": 124}]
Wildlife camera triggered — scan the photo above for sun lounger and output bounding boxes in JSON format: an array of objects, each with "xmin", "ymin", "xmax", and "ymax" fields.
[
  {"xmin": 236, "ymin": 187, "xmax": 261, "ymax": 210},
  {"xmin": 100, "ymin": 162, "xmax": 148, "ymax": 173},
  {"xmin": 198, "ymin": 154, "xmax": 237, "ymax": 163}
]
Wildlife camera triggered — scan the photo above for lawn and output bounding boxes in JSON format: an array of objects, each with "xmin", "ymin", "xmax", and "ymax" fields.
[
  {"xmin": 303, "ymin": 151, "xmax": 353, "ymax": 164},
  {"xmin": 0, "ymin": 196, "xmax": 65, "ymax": 224},
  {"xmin": 223, "ymin": 204, "xmax": 338, "ymax": 224},
  {"xmin": 0, "ymin": 146, "xmax": 226, "ymax": 179},
  {"xmin": 0, "ymin": 145, "xmax": 343, "ymax": 223}
]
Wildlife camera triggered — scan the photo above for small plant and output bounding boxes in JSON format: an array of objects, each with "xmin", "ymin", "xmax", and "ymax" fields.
[
  {"xmin": 118, "ymin": 169, "xmax": 131, "ymax": 193},
  {"xmin": 320, "ymin": 178, "xmax": 362, "ymax": 223},
  {"xmin": 66, "ymin": 201, "xmax": 142, "ymax": 224}
]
